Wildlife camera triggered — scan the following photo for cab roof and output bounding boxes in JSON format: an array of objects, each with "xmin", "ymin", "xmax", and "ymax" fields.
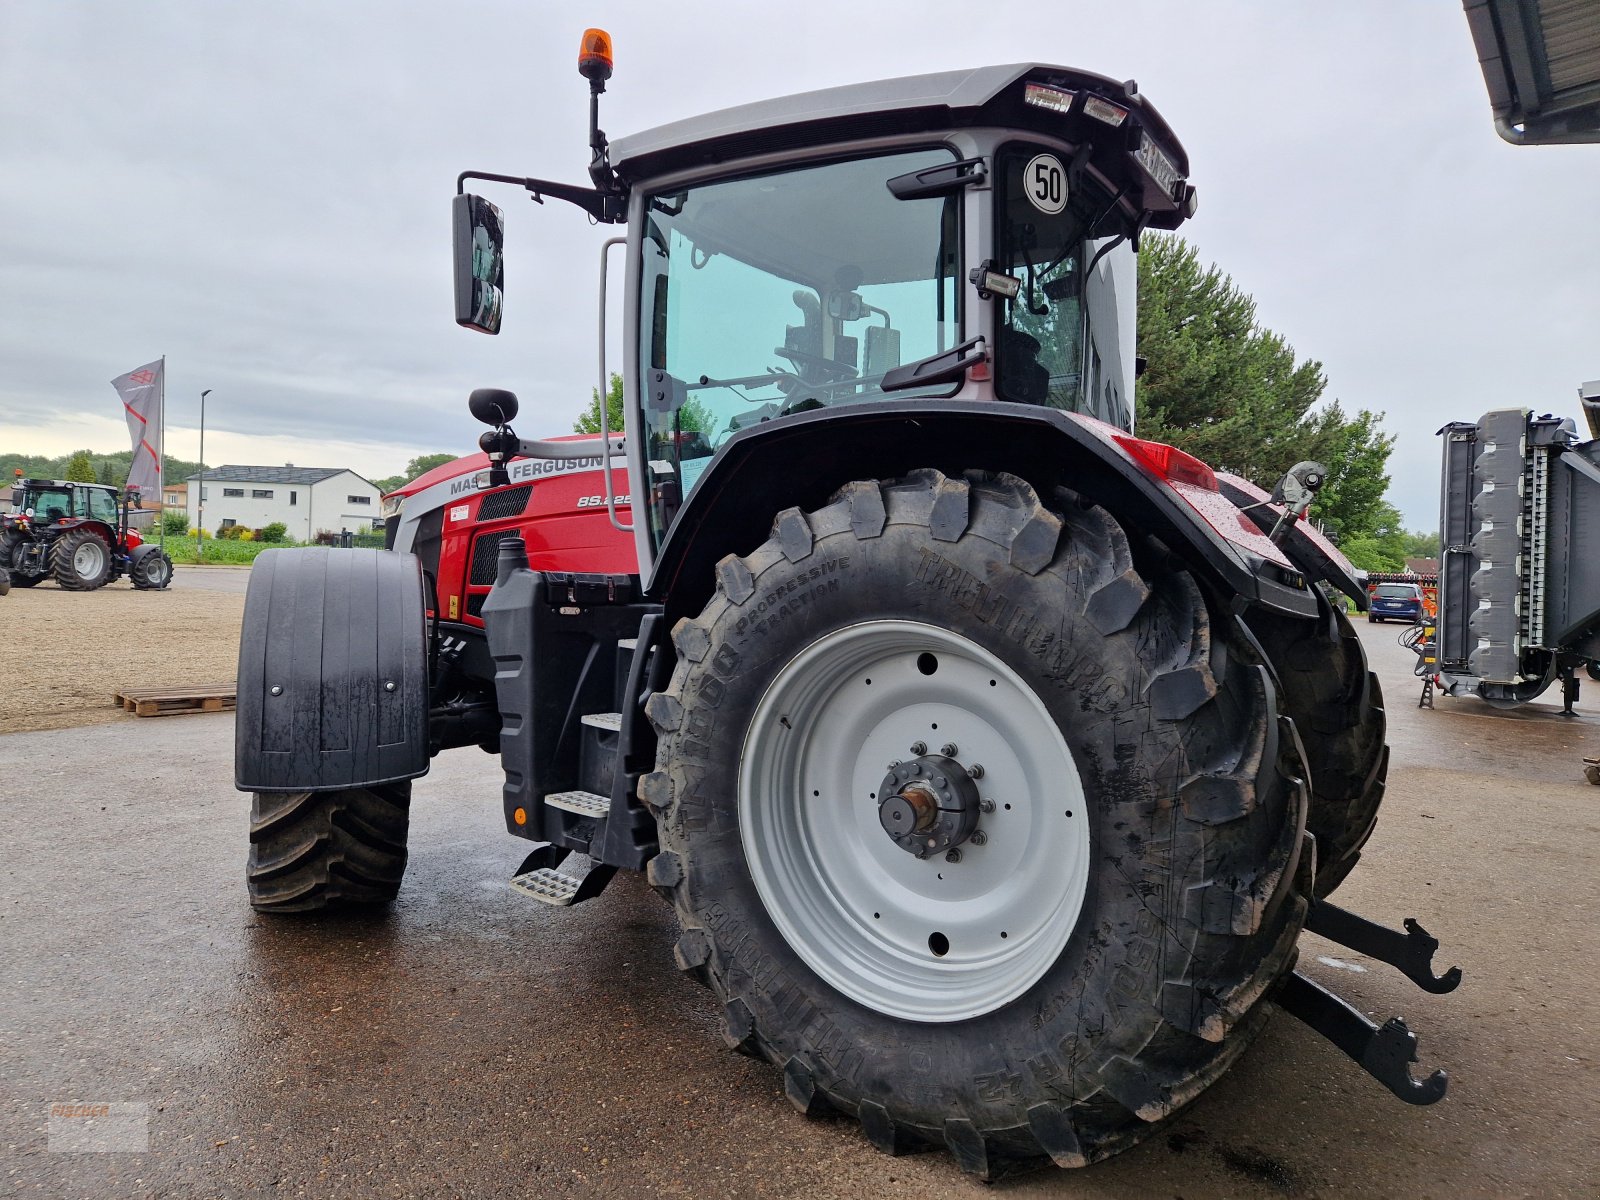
[{"xmin": 610, "ymin": 63, "xmax": 1195, "ymax": 229}]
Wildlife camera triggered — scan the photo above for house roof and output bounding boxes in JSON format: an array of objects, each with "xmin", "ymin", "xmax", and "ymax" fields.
[
  {"xmin": 1465, "ymin": 0, "xmax": 1600, "ymax": 144},
  {"xmin": 182, "ymin": 465, "xmax": 370, "ymax": 487}
]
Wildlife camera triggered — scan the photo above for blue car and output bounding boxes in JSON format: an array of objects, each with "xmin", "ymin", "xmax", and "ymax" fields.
[{"xmin": 1368, "ymin": 582, "xmax": 1424, "ymax": 624}]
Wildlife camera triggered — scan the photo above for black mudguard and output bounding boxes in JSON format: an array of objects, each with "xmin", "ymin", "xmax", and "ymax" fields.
[
  {"xmin": 1216, "ymin": 472, "xmax": 1368, "ymax": 609},
  {"xmin": 235, "ymin": 547, "xmax": 429, "ymax": 793},
  {"xmin": 644, "ymin": 400, "xmax": 1318, "ymax": 623}
]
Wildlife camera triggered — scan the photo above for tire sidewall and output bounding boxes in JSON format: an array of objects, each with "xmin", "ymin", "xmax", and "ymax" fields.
[
  {"xmin": 658, "ymin": 496, "xmax": 1223, "ymax": 1126},
  {"xmin": 57, "ymin": 531, "xmax": 110, "ymax": 588}
]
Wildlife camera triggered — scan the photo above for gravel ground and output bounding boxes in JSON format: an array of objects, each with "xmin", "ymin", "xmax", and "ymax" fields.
[{"xmin": 0, "ymin": 581, "xmax": 244, "ymax": 735}]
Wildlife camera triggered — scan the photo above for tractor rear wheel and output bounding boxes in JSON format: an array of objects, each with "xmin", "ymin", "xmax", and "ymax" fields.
[
  {"xmin": 643, "ymin": 470, "xmax": 1308, "ymax": 1176},
  {"xmin": 53, "ymin": 529, "xmax": 112, "ymax": 591},
  {"xmin": 1245, "ymin": 593, "xmax": 1387, "ymax": 898},
  {"xmin": 247, "ymin": 784, "xmax": 411, "ymax": 913}
]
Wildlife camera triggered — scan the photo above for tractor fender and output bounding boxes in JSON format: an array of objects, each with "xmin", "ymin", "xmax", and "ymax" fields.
[
  {"xmin": 235, "ymin": 547, "xmax": 429, "ymax": 793},
  {"xmin": 645, "ymin": 400, "xmax": 1318, "ymax": 623},
  {"xmin": 1216, "ymin": 472, "xmax": 1368, "ymax": 609}
]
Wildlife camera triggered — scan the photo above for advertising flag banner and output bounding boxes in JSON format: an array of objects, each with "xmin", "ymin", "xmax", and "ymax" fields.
[{"xmin": 113, "ymin": 359, "xmax": 164, "ymax": 496}]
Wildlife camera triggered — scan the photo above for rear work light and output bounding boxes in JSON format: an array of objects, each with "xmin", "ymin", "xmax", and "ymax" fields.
[
  {"xmin": 1081, "ymin": 94, "xmax": 1129, "ymax": 127},
  {"xmin": 1111, "ymin": 433, "xmax": 1219, "ymax": 492},
  {"xmin": 1023, "ymin": 82, "xmax": 1076, "ymax": 114}
]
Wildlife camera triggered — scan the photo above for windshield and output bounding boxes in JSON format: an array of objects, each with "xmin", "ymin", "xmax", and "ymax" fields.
[
  {"xmin": 995, "ymin": 144, "xmax": 1093, "ymax": 411},
  {"xmin": 27, "ymin": 487, "xmax": 74, "ymax": 521},
  {"xmin": 639, "ymin": 148, "xmax": 961, "ymax": 545},
  {"xmin": 1374, "ymin": 584, "xmax": 1419, "ymax": 599}
]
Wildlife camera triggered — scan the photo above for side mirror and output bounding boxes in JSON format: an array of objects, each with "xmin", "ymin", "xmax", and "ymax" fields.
[
  {"xmin": 468, "ymin": 387, "xmax": 519, "ymax": 427},
  {"xmin": 9, "ymin": 488, "xmax": 21, "ymax": 508},
  {"xmin": 453, "ymin": 194, "xmax": 505, "ymax": 334}
]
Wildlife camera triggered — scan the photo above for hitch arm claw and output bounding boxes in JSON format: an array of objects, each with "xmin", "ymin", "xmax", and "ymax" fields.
[
  {"xmin": 1276, "ymin": 971, "xmax": 1449, "ymax": 1105},
  {"xmin": 1305, "ymin": 900, "xmax": 1463, "ymax": 994}
]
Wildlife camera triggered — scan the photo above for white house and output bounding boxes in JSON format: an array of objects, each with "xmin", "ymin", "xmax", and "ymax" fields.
[{"xmin": 185, "ymin": 466, "xmax": 382, "ymax": 541}]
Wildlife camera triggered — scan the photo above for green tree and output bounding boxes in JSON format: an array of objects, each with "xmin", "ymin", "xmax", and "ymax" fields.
[
  {"xmin": 0, "ymin": 449, "xmax": 206, "ymax": 489},
  {"xmin": 1136, "ymin": 235, "xmax": 1394, "ymax": 540},
  {"xmin": 576, "ymin": 372, "xmax": 713, "ymax": 435},
  {"xmin": 1402, "ymin": 530, "xmax": 1440, "ymax": 559},
  {"xmin": 575, "ymin": 373, "xmax": 627, "ymax": 435},
  {"xmin": 1331, "ymin": 500, "xmax": 1409, "ymax": 573},
  {"xmin": 372, "ymin": 453, "xmax": 456, "ymax": 493},
  {"xmin": 64, "ymin": 450, "xmax": 96, "ymax": 482}
]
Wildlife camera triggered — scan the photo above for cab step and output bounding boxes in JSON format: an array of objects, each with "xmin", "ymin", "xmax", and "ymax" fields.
[
  {"xmin": 545, "ymin": 789, "xmax": 610, "ymax": 819},
  {"xmin": 509, "ymin": 861, "xmax": 618, "ymax": 907},
  {"xmin": 580, "ymin": 711, "xmax": 622, "ymax": 732}
]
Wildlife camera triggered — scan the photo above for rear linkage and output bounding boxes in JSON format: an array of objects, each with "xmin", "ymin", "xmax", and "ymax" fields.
[{"xmin": 1278, "ymin": 898, "xmax": 1462, "ymax": 1105}]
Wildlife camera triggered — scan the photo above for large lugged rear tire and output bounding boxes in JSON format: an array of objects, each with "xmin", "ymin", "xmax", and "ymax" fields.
[
  {"xmin": 53, "ymin": 529, "xmax": 112, "ymax": 591},
  {"xmin": 642, "ymin": 470, "xmax": 1309, "ymax": 1177},
  {"xmin": 1246, "ymin": 593, "xmax": 1387, "ymax": 898},
  {"xmin": 247, "ymin": 784, "xmax": 411, "ymax": 913}
]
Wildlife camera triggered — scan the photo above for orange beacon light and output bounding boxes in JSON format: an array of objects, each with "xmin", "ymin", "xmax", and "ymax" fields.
[{"xmin": 579, "ymin": 29, "xmax": 613, "ymax": 82}]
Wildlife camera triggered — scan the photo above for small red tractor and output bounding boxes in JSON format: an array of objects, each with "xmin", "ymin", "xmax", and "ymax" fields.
[
  {"xmin": 1, "ymin": 476, "xmax": 173, "ymax": 591},
  {"xmin": 236, "ymin": 38, "xmax": 1460, "ymax": 1176}
]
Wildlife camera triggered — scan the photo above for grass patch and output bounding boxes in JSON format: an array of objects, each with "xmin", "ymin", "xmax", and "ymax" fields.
[{"xmin": 157, "ymin": 535, "xmax": 286, "ymax": 565}]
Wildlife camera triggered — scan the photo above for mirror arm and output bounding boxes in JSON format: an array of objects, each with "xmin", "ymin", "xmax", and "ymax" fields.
[
  {"xmin": 513, "ymin": 434, "xmax": 625, "ymax": 461},
  {"xmin": 456, "ymin": 170, "xmax": 625, "ymax": 223}
]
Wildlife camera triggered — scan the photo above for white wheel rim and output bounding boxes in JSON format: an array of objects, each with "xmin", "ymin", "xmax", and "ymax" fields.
[
  {"xmin": 739, "ymin": 620, "xmax": 1090, "ymax": 1022},
  {"xmin": 73, "ymin": 541, "xmax": 104, "ymax": 577}
]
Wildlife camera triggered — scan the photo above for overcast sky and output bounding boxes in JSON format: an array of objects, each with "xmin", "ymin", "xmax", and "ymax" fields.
[{"xmin": 2, "ymin": 2, "xmax": 1595, "ymax": 527}]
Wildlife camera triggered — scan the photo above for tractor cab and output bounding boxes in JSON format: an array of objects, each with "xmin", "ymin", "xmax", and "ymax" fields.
[
  {"xmin": 453, "ymin": 61, "xmax": 1199, "ymax": 574},
  {"xmin": 7, "ymin": 479, "xmax": 119, "ymax": 527}
]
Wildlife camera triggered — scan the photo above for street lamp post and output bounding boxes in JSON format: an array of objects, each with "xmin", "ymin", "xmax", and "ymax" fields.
[{"xmin": 197, "ymin": 389, "xmax": 212, "ymax": 563}]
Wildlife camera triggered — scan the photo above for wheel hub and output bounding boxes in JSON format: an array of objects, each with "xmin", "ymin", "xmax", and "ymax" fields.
[
  {"xmin": 877, "ymin": 755, "xmax": 981, "ymax": 856},
  {"xmin": 739, "ymin": 620, "xmax": 1091, "ymax": 1022}
]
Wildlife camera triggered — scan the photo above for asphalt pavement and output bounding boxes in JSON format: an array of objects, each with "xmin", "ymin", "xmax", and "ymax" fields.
[
  {"xmin": 169, "ymin": 565, "xmax": 253, "ymax": 594},
  {"xmin": 3, "ymin": 620, "xmax": 1597, "ymax": 1198}
]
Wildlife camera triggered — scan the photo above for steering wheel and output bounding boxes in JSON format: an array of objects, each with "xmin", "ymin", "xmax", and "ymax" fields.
[{"xmin": 772, "ymin": 344, "xmax": 858, "ymax": 384}]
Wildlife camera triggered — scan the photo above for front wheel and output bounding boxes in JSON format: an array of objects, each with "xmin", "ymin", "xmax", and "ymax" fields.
[
  {"xmin": 643, "ymin": 471, "xmax": 1308, "ymax": 1176},
  {"xmin": 53, "ymin": 530, "xmax": 112, "ymax": 590},
  {"xmin": 131, "ymin": 550, "xmax": 173, "ymax": 589}
]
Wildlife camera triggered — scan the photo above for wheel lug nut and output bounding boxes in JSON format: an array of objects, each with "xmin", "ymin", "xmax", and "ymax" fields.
[
  {"xmin": 980, "ymin": 798, "xmax": 996, "ymax": 813},
  {"xmin": 888, "ymin": 760, "xmax": 901, "ymax": 769},
  {"xmin": 940, "ymin": 743, "xmax": 958, "ymax": 758},
  {"xmin": 909, "ymin": 741, "xmax": 927, "ymax": 756},
  {"xmin": 970, "ymin": 831, "xmax": 987, "ymax": 846},
  {"xmin": 945, "ymin": 849, "xmax": 962, "ymax": 864},
  {"xmin": 968, "ymin": 763, "xmax": 984, "ymax": 779}
]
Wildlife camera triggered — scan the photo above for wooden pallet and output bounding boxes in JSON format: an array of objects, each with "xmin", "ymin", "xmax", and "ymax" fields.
[{"xmin": 113, "ymin": 682, "xmax": 237, "ymax": 718}]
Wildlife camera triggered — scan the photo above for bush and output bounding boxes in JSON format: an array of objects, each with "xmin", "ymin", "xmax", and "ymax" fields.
[
  {"xmin": 161, "ymin": 509, "xmax": 188, "ymax": 536},
  {"xmin": 258, "ymin": 522, "xmax": 288, "ymax": 544},
  {"xmin": 239, "ymin": 529, "xmax": 255, "ymax": 542}
]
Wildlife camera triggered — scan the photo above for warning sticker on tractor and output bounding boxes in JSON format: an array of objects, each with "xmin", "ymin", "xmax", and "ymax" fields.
[
  {"xmin": 1023, "ymin": 153, "xmax": 1067, "ymax": 215},
  {"xmin": 448, "ymin": 504, "xmax": 470, "ymax": 524}
]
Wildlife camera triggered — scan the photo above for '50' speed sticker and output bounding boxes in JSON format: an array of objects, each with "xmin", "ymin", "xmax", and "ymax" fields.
[{"xmin": 1024, "ymin": 153, "xmax": 1067, "ymax": 215}]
